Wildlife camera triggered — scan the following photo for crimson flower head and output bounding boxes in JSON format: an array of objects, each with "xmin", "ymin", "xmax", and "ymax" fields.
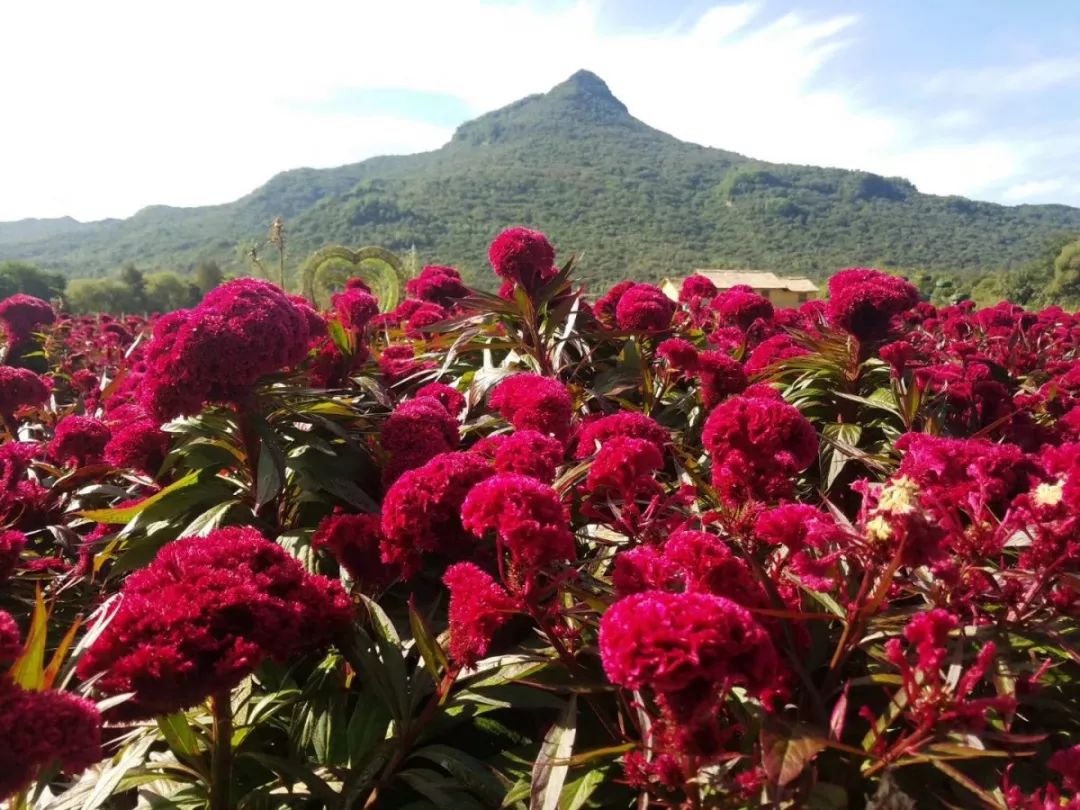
[
  {"xmin": 656, "ymin": 338, "xmax": 700, "ymax": 374},
  {"xmin": 77, "ymin": 526, "xmax": 351, "ymax": 719},
  {"xmin": 826, "ymin": 268, "xmax": 919, "ymax": 341},
  {"xmin": 483, "ymin": 429, "xmax": 565, "ymax": 482},
  {"xmin": 0, "ymin": 677, "xmax": 102, "ymax": 797},
  {"xmin": 584, "ymin": 436, "xmax": 664, "ymax": 502},
  {"xmin": 593, "ymin": 281, "xmax": 634, "ymax": 327},
  {"xmin": 702, "ymin": 394, "xmax": 818, "ymax": 503},
  {"xmin": 49, "ymin": 415, "xmax": 111, "ymax": 467},
  {"xmin": 0, "ymin": 367, "xmax": 50, "ymax": 417},
  {"xmin": 461, "ymin": 473, "xmax": 575, "ymax": 570},
  {"xmin": 381, "ymin": 396, "xmax": 460, "ymax": 483},
  {"xmin": 695, "ymin": 350, "xmax": 747, "ymax": 408},
  {"xmin": 615, "ymin": 284, "xmax": 676, "ymax": 332},
  {"xmin": 489, "ymin": 373, "xmax": 574, "ymax": 443},
  {"xmin": 0, "ymin": 294, "xmax": 55, "ymax": 350},
  {"xmin": 443, "ymin": 562, "xmax": 519, "ymax": 667},
  {"xmin": 600, "ymin": 590, "xmax": 777, "ymax": 695},
  {"xmin": 744, "ymin": 334, "xmax": 809, "ymax": 376},
  {"xmin": 332, "ymin": 287, "xmax": 379, "ymax": 331},
  {"xmin": 488, "ymin": 227, "xmax": 557, "ymax": 292},
  {"xmin": 712, "ymin": 286, "xmax": 774, "ymax": 330},
  {"xmin": 313, "ymin": 511, "xmax": 396, "ymax": 593},
  {"xmin": 679, "ymin": 274, "xmax": 718, "ymax": 304},
  {"xmin": 407, "ymin": 265, "xmax": 470, "ymax": 308},
  {"xmin": 104, "ymin": 415, "xmax": 170, "ymax": 476},
  {"xmin": 142, "ymin": 279, "xmax": 314, "ymax": 420},
  {"xmin": 574, "ymin": 412, "xmax": 669, "ymax": 459},
  {"xmin": 0, "ymin": 610, "xmax": 19, "ymax": 663},
  {"xmin": 415, "ymin": 382, "xmax": 467, "ymax": 417},
  {"xmin": 380, "ymin": 451, "xmax": 494, "ymax": 577}
]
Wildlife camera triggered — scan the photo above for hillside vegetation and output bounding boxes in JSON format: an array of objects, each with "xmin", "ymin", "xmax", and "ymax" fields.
[{"xmin": 2, "ymin": 71, "xmax": 1079, "ymax": 288}]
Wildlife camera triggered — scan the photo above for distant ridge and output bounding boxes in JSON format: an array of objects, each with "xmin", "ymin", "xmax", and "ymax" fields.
[{"xmin": 2, "ymin": 69, "xmax": 1079, "ymax": 286}]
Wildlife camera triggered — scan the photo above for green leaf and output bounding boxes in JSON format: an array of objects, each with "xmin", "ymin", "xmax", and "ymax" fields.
[
  {"xmin": 409, "ymin": 601, "xmax": 450, "ymax": 681},
  {"xmin": 80, "ymin": 470, "xmax": 201, "ymax": 524},
  {"xmin": 559, "ymin": 766, "xmax": 607, "ymax": 810},
  {"xmin": 411, "ymin": 744, "xmax": 505, "ymax": 804},
  {"xmin": 157, "ymin": 712, "xmax": 201, "ymax": 757},
  {"xmin": 762, "ymin": 723, "xmax": 827, "ymax": 787},
  {"xmin": 179, "ymin": 499, "xmax": 241, "ymax": 537},
  {"xmin": 530, "ymin": 695, "xmax": 577, "ymax": 810},
  {"xmin": 250, "ymin": 415, "xmax": 286, "ymax": 508},
  {"xmin": 10, "ymin": 588, "xmax": 48, "ymax": 690}
]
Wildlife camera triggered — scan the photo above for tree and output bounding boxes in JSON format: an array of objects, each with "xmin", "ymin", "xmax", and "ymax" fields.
[
  {"xmin": 118, "ymin": 263, "xmax": 147, "ymax": 311},
  {"xmin": 0, "ymin": 260, "xmax": 67, "ymax": 300},
  {"xmin": 1046, "ymin": 239, "xmax": 1080, "ymax": 306},
  {"xmin": 65, "ymin": 278, "xmax": 134, "ymax": 314},
  {"xmin": 146, "ymin": 271, "xmax": 200, "ymax": 312},
  {"xmin": 193, "ymin": 261, "xmax": 224, "ymax": 296}
]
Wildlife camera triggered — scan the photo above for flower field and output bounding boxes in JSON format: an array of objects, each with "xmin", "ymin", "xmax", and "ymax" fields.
[{"xmin": 1, "ymin": 228, "xmax": 1079, "ymax": 809}]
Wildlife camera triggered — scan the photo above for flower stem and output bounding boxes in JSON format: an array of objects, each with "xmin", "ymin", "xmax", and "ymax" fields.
[{"xmin": 210, "ymin": 691, "xmax": 233, "ymax": 810}]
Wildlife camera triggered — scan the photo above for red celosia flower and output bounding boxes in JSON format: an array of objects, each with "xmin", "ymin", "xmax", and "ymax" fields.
[
  {"xmin": 0, "ymin": 610, "xmax": 19, "ymax": 662},
  {"xmin": 615, "ymin": 284, "xmax": 676, "ymax": 332},
  {"xmin": 702, "ymin": 395, "xmax": 818, "ymax": 503},
  {"xmin": 104, "ymin": 415, "xmax": 170, "ymax": 475},
  {"xmin": 754, "ymin": 504, "xmax": 844, "ymax": 552},
  {"xmin": 1049, "ymin": 745, "xmax": 1080, "ymax": 794},
  {"xmin": 313, "ymin": 511, "xmax": 396, "ymax": 592},
  {"xmin": 490, "ymin": 429, "xmax": 565, "ymax": 482},
  {"xmin": 461, "ymin": 473, "xmax": 575, "ymax": 570},
  {"xmin": 142, "ymin": 279, "xmax": 314, "ymax": 419},
  {"xmin": 49, "ymin": 415, "xmax": 111, "ymax": 467},
  {"xmin": 77, "ymin": 526, "xmax": 351, "ymax": 719},
  {"xmin": 443, "ymin": 562, "xmax": 519, "ymax": 667},
  {"xmin": 488, "ymin": 227, "xmax": 557, "ymax": 292},
  {"xmin": 415, "ymin": 382, "xmax": 467, "ymax": 417},
  {"xmin": 679, "ymin": 274, "xmax": 718, "ymax": 303},
  {"xmin": 378, "ymin": 344, "xmax": 433, "ymax": 385},
  {"xmin": 406, "ymin": 302, "xmax": 448, "ymax": 338},
  {"xmin": 0, "ymin": 677, "xmax": 102, "ymax": 796},
  {"xmin": 656, "ymin": 338, "xmax": 700, "ymax": 374},
  {"xmin": 584, "ymin": 436, "xmax": 664, "ymax": 502},
  {"xmin": 332, "ymin": 287, "xmax": 379, "ymax": 331},
  {"xmin": 489, "ymin": 373, "xmax": 574, "ymax": 443},
  {"xmin": 380, "ymin": 451, "xmax": 494, "ymax": 577},
  {"xmin": 599, "ymin": 590, "xmax": 776, "ymax": 694},
  {"xmin": 594, "ymin": 280, "xmax": 635, "ymax": 327},
  {"xmin": 744, "ymin": 334, "xmax": 809, "ymax": 376},
  {"xmin": 695, "ymin": 350, "xmax": 747, "ymax": 408},
  {"xmin": 0, "ymin": 529, "xmax": 26, "ymax": 582},
  {"xmin": 574, "ymin": 412, "xmax": 669, "ymax": 459},
  {"xmin": 381, "ymin": 396, "xmax": 460, "ymax": 483},
  {"xmin": 826, "ymin": 268, "xmax": 919, "ymax": 341},
  {"xmin": 0, "ymin": 367, "xmax": 50, "ymax": 416},
  {"xmin": 0, "ymin": 294, "xmax": 55, "ymax": 350},
  {"xmin": 712, "ymin": 286, "xmax": 774, "ymax": 330},
  {"xmin": 406, "ymin": 265, "xmax": 470, "ymax": 308}
]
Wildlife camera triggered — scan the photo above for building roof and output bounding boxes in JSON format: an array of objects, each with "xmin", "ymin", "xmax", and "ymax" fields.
[{"xmin": 693, "ymin": 270, "xmax": 818, "ymax": 293}]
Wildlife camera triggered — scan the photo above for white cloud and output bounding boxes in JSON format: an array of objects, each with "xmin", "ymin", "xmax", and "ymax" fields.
[
  {"xmin": 0, "ymin": 0, "xmax": 1072, "ymax": 220},
  {"xmin": 924, "ymin": 57, "xmax": 1080, "ymax": 97},
  {"xmin": 1001, "ymin": 178, "xmax": 1069, "ymax": 202}
]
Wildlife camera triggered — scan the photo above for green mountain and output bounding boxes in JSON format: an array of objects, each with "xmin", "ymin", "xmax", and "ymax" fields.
[{"xmin": 4, "ymin": 70, "xmax": 1080, "ymax": 288}]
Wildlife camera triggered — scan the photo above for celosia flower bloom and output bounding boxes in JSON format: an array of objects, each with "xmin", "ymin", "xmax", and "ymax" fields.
[
  {"xmin": 380, "ymin": 451, "xmax": 494, "ymax": 576},
  {"xmin": 574, "ymin": 411, "xmax": 669, "ymax": 459},
  {"xmin": 593, "ymin": 280, "xmax": 634, "ymax": 327},
  {"xmin": 584, "ymin": 436, "xmax": 664, "ymax": 502},
  {"xmin": 0, "ymin": 293, "xmax": 55, "ymax": 351},
  {"xmin": 0, "ymin": 610, "xmax": 20, "ymax": 663},
  {"xmin": 695, "ymin": 350, "xmax": 747, "ymax": 408},
  {"xmin": 141, "ymin": 279, "xmax": 313, "ymax": 419},
  {"xmin": 415, "ymin": 382, "xmax": 467, "ymax": 417},
  {"xmin": 0, "ymin": 677, "xmax": 102, "ymax": 796},
  {"xmin": 489, "ymin": 373, "xmax": 574, "ymax": 443},
  {"xmin": 381, "ymin": 396, "xmax": 460, "ymax": 483},
  {"xmin": 0, "ymin": 529, "xmax": 26, "ymax": 582},
  {"xmin": 332, "ymin": 287, "xmax": 379, "ymax": 331},
  {"xmin": 443, "ymin": 562, "xmax": 519, "ymax": 667},
  {"xmin": 679, "ymin": 274, "xmax": 718, "ymax": 303},
  {"xmin": 313, "ymin": 511, "xmax": 396, "ymax": 592},
  {"xmin": 702, "ymin": 394, "xmax": 818, "ymax": 503},
  {"xmin": 712, "ymin": 286, "xmax": 773, "ymax": 330},
  {"xmin": 77, "ymin": 526, "xmax": 351, "ymax": 719},
  {"xmin": 0, "ymin": 366, "xmax": 50, "ymax": 416},
  {"xmin": 488, "ymin": 227, "xmax": 557, "ymax": 292},
  {"xmin": 104, "ymin": 415, "xmax": 170, "ymax": 475},
  {"xmin": 406, "ymin": 265, "xmax": 470, "ymax": 308},
  {"xmin": 826, "ymin": 268, "xmax": 919, "ymax": 341},
  {"xmin": 656, "ymin": 338, "xmax": 700, "ymax": 374},
  {"xmin": 599, "ymin": 590, "xmax": 776, "ymax": 695},
  {"xmin": 489, "ymin": 429, "xmax": 565, "ymax": 482},
  {"xmin": 49, "ymin": 415, "xmax": 111, "ymax": 467},
  {"xmin": 461, "ymin": 473, "xmax": 575, "ymax": 570},
  {"xmin": 615, "ymin": 284, "xmax": 676, "ymax": 332},
  {"xmin": 744, "ymin": 334, "xmax": 809, "ymax": 376}
]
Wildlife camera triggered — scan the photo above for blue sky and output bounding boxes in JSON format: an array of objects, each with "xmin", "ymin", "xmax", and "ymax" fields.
[{"xmin": 2, "ymin": 0, "xmax": 1078, "ymax": 220}]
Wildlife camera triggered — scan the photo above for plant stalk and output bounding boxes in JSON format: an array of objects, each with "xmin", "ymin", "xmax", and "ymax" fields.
[{"xmin": 210, "ymin": 691, "xmax": 233, "ymax": 810}]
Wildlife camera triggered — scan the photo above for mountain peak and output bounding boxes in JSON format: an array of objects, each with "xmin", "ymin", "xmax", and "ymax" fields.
[{"xmin": 450, "ymin": 69, "xmax": 636, "ymax": 146}]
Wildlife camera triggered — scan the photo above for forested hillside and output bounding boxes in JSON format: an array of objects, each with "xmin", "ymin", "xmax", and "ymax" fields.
[{"xmin": 3, "ymin": 70, "xmax": 1079, "ymax": 288}]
